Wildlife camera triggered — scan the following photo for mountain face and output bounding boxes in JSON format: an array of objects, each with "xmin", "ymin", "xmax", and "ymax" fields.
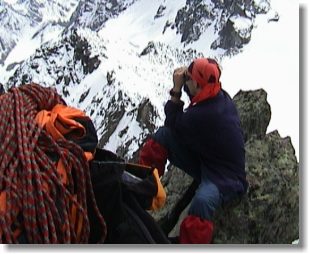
[
  {"xmin": 0, "ymin": 1, "xmax": 30, "ymax": 64},
  {"xmin": 6, "ymin": 29, "xmax": 104, "ymax": 92},
  {"xmin": 172, "ymin": 0, "xmax": 270, "ymax": 54},
  {"xmin": 0, "ymin": 0, "xmax": 277, "ymax": 160},
  {"xmin": 0, "ymin": 0, "xmax": 79, "ymax": 65},
  {"xmin": 68, "ymin": 0, "xmax": 137, "ymax": 31}
]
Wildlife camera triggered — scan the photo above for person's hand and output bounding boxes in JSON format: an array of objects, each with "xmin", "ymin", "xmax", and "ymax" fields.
[{"xmin": 173, "ymin": 67, "xmax": 187, "ymax": 91}]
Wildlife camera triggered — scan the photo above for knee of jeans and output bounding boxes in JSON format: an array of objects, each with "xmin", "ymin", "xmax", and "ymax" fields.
[
  {"xmin": 189, "ymin": 195, "xmax": 217, "ymax": 220},
  {"xmin": 189, "ymin": 185, "xmax": 221, "ymax": 220},
  {"xmin": 195, "ymin": 191, "xmax": 220, "ymax": 208}
]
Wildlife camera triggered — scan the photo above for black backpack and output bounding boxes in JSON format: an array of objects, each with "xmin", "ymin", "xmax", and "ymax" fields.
[{"xmin": 88, "ymin": 148, "xmax": 170, "ymax": 244}]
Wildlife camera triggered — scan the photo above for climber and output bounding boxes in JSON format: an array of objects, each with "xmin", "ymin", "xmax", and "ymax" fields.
[{"xmin": 139, "ymin": 58, "xmax": 248, "ymax": 244}]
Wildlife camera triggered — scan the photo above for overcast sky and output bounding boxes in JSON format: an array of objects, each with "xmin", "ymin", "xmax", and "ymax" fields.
[{"xmin": 221, "ymin": 0, "xmax": 300, "ymax": 160}]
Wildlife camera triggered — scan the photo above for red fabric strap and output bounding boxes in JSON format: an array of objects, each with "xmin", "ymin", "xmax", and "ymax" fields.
[
  {"xmin": 179, "ymin": 215, "xmax": 214, "ymax": 244},
  {"xmin": 139, "ymin": 138, "xmax": 168, "ymax": 177}
]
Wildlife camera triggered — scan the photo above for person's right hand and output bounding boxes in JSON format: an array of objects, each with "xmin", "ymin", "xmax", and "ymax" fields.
[{"xmin": 173, "ymin": 67, "xmax": 186, "ymax": 92}]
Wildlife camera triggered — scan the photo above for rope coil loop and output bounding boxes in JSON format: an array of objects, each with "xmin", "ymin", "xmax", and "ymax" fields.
[{"xmin": 0, "ymin": 83, "xmax": 106, "ymax": 243}]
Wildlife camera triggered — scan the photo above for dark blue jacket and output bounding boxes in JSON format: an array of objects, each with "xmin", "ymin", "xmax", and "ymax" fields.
[{"xmin": 164, "ymin": 90, "xmax": 248, "ymax": 198}]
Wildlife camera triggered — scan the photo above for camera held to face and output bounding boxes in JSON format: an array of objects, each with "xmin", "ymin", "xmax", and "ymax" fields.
[{"xmin": 183, "ymin": 72, "xmax": 191, "ymax": 85}]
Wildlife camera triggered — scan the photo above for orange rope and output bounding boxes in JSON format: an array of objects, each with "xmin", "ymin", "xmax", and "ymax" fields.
[{"xmin": 0, "ymin": 83, "xmax": 106, "ymax": 243}]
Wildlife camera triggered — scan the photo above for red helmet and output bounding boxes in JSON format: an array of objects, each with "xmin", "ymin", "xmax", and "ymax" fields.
[{"xmin": 188, "ymin": 58, "xmax": 221, "ymax": 88}]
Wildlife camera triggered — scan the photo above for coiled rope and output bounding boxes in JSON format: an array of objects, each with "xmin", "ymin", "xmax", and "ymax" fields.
[{"xmin": 0, "ymin": 83, "xmax": 106, "ymax": 243}]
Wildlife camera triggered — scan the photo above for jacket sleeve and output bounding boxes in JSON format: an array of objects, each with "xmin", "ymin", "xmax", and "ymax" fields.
[
  {"xmin": 164, "ymin": 100, "xmax": 185, "ymax": 128},
  {"xmin": 164, "ymin": 100, "xmax": 196, "ymax": 136},
  {"xmin": 164, "ymin": 99, "xmax": 215, "ymax": 153}
]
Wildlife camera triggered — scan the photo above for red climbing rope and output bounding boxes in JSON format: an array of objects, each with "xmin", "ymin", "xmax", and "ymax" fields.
[{"xmin": 0, "ymin": 83, "xmax": 106, "ymax": 243}]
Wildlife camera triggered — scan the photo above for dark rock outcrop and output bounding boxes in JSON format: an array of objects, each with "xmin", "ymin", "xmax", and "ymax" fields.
[
  {"xmin": 233, "ymin": 89, "xmax": 271, "ymax": 142},
  {"xmin": 68, "ymin": 0, "xmax": 137, "ymax": 31},
  {"xmin": 172, "ymin": 0, "xmax": 272, "ymax": 54},
  {"xmin": 6, "ymin": 29, "xmax": 102, "ymax": 96},
  {"xmin": 97, "ymin": 90, "xmax": 127, "ymax": 148},
  {"xmin": 151, "ymin": 89, "xmax": 299, "ymax": 244}
]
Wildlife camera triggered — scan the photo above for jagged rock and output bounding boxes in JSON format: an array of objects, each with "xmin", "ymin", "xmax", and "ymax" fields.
[
  {"xmin": 6, "ymin": 29, "xmax": 102, "ymax": 92},
  {"xmin": 233, "ymin": 89, "xmax": 271, "ymax": 142},
  {"xmin": 151, "ymin": 89, "xmax": 299, "ymax": 244},
  {"xmin": 98, "ymin": 91, "xmax": 126, "ymax": 148},
  {"xmin": 154, "ymin": 5, "xmax": 166, "ymax": 19},
  {"xmin": 211, "ymin": 19, "xmax": 252, "ymax": 51},
  {"xmin": 268, "ymin": 12, "xmax": 280, "ymax": 23},
  {"xmin": 211, "ymin": 130, "xmax": 298, "ymax": 244},
  {"xmin": 140, "ymin": 42, "xmax": 158, "ymax": 56},
  {"xmin": 79, "ymin": 88, "xmax": 91, "ymax": 104},
  {"xmin": 71, "ymin": 30, "xmax": 101, "ymax": 75},
  {"xmin": 136, "ymin": 98, "xmax": 157, "ymax": 133},
  {"xmin": 69, "ymin": 0, "xmax": 137, "ymax": 31},
  {"xmin": 172, "ymin": 0, "xmax": 270, "ymax": 52},
  {"xmin": 174, "ymin": 2, "xmax": 214, "ymax": 45}
]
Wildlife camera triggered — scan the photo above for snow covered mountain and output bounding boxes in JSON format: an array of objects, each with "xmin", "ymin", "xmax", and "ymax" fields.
[
  {"xmin": 0, "ymin": 0, "xmax": 286, "ymax": 160},
  {"xmin": 68, "ymin": 0, "xmax": 137, "ymax": 31},
  {"xmin": 0, "ymin": 0, "xmax": 79, "ymax": 65}
]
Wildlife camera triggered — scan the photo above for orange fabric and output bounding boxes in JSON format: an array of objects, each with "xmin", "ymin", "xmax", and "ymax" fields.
[
  {"xmin": 35, "ymin": 104, "xmax": 94, "ymax": 162},
  {"xmin": 190, "ymin": 58, "xmax": 220, "ymax": 88},
  {"xmin": 35, "ymin": 104, "xmax": 86, "ymax": 141},
  {"xmin": 188, "ymin": 58, "xmax": 222, "ymax": 105},
  {"xmin": 150, "ymin": 168, "xmax": 166, "ymax": 210},
  {"xmin": 84, "ymin": 152, "xmax": 94, "ymax": 161}
]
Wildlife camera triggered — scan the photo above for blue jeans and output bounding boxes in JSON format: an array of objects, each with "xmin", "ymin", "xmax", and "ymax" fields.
[{"xmin": 153, "ymin": 127, "xmax": 222, "ymax": 220}]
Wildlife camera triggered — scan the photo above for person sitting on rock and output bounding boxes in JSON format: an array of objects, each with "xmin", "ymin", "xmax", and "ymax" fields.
[{"xmin": 139, "ymin": 58, "xmax": 248, "ymax": 244}]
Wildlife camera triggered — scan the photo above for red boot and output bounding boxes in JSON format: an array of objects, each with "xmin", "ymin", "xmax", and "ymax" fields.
[
  {"xmin": 139, "ymin": 138, "xmax": 168, "ymax": 177},
  {"xmin": 179, "ymin": 215, "xmax": 214, "ymax": 244}
]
